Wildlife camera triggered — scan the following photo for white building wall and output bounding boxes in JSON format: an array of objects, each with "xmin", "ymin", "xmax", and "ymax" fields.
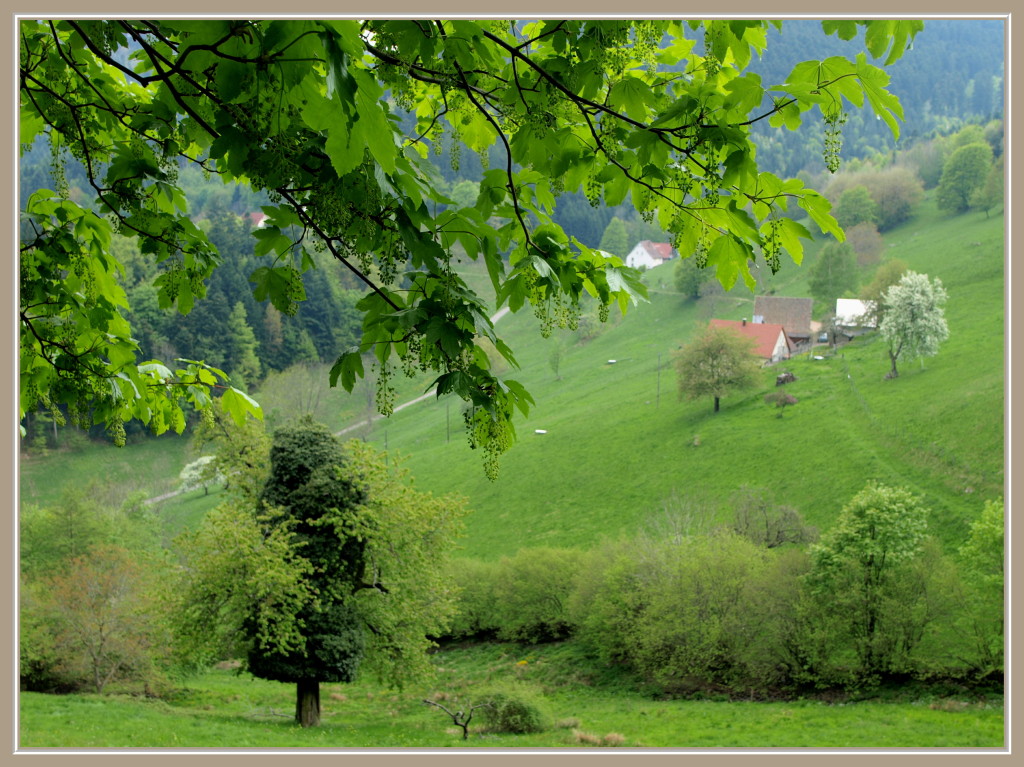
[
  {"xmin": 625, "ymin": 243, "xmax": 658, "ymax": 269},
  {"xmin": 771, "ymin": 332, "xmax": 789, "ymax": 363},
  {"xmin": 836, "ymin": 298, "xmax": 877, "ymax": 327}
]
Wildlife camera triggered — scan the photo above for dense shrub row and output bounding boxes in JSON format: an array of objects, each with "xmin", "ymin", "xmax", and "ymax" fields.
[
  {"xmin": 442, "ymin": 487, "xmax": 1003, "ymax": 696},
  {"xmin": 21, "ymin": 479, "xmax": 1002, "ymax": 701}
]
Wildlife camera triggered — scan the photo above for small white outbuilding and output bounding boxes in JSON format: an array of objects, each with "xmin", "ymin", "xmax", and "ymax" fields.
[{"xmin": 835, "ymin": 298, "xmax": 877, "ymax": 328}]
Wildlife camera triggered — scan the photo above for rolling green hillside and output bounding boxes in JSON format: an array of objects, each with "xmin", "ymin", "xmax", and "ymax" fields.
[
  {"xmin": 20, "ymin": 198, "xmax": 1004, "ymax": 562},
  {"xmin": 358, "ymin": 198, "xmax": 1004, "ymax": 559}
]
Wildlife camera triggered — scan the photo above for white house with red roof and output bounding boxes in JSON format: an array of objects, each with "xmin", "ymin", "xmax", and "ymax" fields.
[
  {"xmin": 246, "ymin": 211, "xmax": 269, "ymax": 228},
  {"xmin": 709, "ymin": 318, "xmax": 792, "ymax": 364},
  {"xmin": 625, "ymin": 240, "xmax": 676, "ymax": 270}
]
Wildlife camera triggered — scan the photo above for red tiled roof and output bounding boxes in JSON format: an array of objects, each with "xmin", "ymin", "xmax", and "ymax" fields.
[
  {"xmin": 709, "ymin": 319, "xmax": 791, "ymax": 360},
  {"xmin": 641, "ymin": 240, "xmax": 675, "ymax": 260},
  {"xmin": 246, "ymin": 212, "xmax": 269, "ymax": 227}
]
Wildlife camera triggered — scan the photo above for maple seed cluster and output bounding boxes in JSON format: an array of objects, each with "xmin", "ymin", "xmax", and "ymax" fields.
[
  {"xmin": 823, "ymin": 108, "xmax": 848, "ymax": 174},
  {"xmin": 762, "ymin": 219, "xmax": 783, "ymax": 274},
  {"xmin": 464, "ymin": 406, "xmax": 513, "ymax": 482}
]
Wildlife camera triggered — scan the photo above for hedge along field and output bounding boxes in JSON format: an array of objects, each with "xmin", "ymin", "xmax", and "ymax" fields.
[
  {"xmin": 19, "ymin": 644, "xmax": 1005, "ymax": 749},
  {"xmin": 365, "ymin": 200, "xmax": 1004, "ymax": 559}
]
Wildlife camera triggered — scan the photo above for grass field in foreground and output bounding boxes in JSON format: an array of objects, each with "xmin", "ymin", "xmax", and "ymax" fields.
[{"xmin": 19, "ymin": 643, "xmax": 1004, "ymax": 750}]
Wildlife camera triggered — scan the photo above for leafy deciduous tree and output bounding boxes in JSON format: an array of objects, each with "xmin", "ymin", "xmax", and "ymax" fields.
[
  {"xmin": 35, "ymin": 545, "xmax": 169, "ymax": 694},
  {"xmin": 825, "ymin": 166, "xmax": 923, "ymax": 230},
  {"xmin": 868, "ymin": 167, "xmax": 925, "ymax": 231},
  {"xmin": 897, "ymin": 137, "xmax": 946, "ymax": 189},
  {"xmin": 190, "ymin": 397, "xmax": 272, "ymax": 501},
  {"xmin": 598, "ymin": 216, "xmax": 629, "ymax": 259},
  {"xmin": 489, "ymin": 547, "xmax": 585, "ymax": 643},
  {"xmin": 808, "ymin": 482, "xmax": 930, "ymax": 677},
  {"xmin": 844, "ymin": 221, "xmax": 884, "ymax": 266},
  {"xmin": 843, "ymin": 220, "xmax": 884, "ymax": 268},
  {"xmin": 628, "ymin": 532, "xmax": 771, "ymax": 688},
  {"xmin": 764, "ymin": 390, "xmax": 798, "ymax": 417},
  {"xmin": 858, "ymin": 258, "xmax": 907, "ymax": 328},
  {"xmin": 936, "ymin": 142, "xmax": 995, "ymax": 213},
  {"xmin": 970, "ymin": 157, "xmax": 1004, "ymax": 217},
  {"xmin": 946, "ymin": 124, "xmax": 986, "ymax": 153},
  {"xmin": 957, "ymin": 499, "xmax": 1004, "ymax": 674},
  {"xmin": 834, "ymin": 185, "xmax": 878, "ymax": 229},
  {"xmin": 730, "ymin": 487, "xmax": 817, "ymax": 546},
  {"xmin": 19, "ymin": 486, "xmax": 114, "ymax": 574},
  {"xmin": 675, "ymin": 325, "xmax": 761, "ymax": 413},
  {"xmin": 808, "ymin": 241, "xmax": 859, "ymax": 309},
  {"xmin": 673, "ymin": 255, "xmax": 711, "ymax": 299},
  {"xmin": 243, "ymin": 419, "xmax": 372, "ymax": 727},
  {"xmin": 178, "ymin": 455, "xmax": 222, "ymax": 495},
  {"xmin": 169, "ymin": 503, "xmax": 313, "ymax": 676},
  {"xmin": 174, "ymin": 419, "xmax": 465, "ymax": 726},
  {"xmin": 449, "ymin": 179, "xmax": 480, "ymax": 210},
  {"xmin": 19, "ymin": 19, "xmax": 918, "ymax": 476}
]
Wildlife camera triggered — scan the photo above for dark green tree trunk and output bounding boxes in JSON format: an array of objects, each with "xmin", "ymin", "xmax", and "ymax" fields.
[
  {"xmin": 296, "ymin": 679, "xmax": 321, "ymax": 727},
  {"xmin": 713, "ymin": 396, "xmax": 720, "ymax": 412},
  {"xmin": 888, "ymin": 348, "xmax": 900, "ymax": 379}
]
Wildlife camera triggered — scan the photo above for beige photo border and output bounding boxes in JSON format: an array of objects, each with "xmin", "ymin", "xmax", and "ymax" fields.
[{"xmin": 4, "ymin": 1, "xmax": 1015, "ymax": 764}]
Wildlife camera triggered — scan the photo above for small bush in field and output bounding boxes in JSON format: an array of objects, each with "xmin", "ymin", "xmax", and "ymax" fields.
[
  {"xmin": 573, "ymin": 729, "xmax": 602, "ymax": 745},
  {"xmin": 478, "ymin": 690, "xmax": 547, "ymax": 734},
  {"xmin": 765, "ymin": 391, "xmax": 798, "ymax": 417}
]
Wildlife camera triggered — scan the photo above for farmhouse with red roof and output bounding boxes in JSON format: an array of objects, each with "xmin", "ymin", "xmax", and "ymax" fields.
[
  {"xmin": 709, "ymin": 319, "xmax": 792, "ymax": 364},
  {"xmin": 752, "ymin": 296, "xmax": 814, "ymax": 347},
  {"xmin": 625, "ymin": 240, "xmax": 676, "ymax": 270}
]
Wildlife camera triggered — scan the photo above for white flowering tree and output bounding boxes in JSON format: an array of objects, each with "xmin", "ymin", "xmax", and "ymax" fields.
[
  {"xmin": 179, "ymin": 455, "xmax": 224, "ymax": 495},
  {"xmin": 879, "ymin": 271, "xmax": 949, "ymax": 378}
]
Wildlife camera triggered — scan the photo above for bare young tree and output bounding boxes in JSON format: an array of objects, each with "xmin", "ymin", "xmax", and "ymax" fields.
[
  {"xmin": 731, "ymin": 487, "xmax": 818, "ymax": 548},
  {"xmin": 423, "ymin": 699, "xmax": 493, "ymax": 740}
]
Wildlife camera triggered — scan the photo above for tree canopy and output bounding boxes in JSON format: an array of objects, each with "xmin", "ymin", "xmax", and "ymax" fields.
[
  {"xmin": 808, "ymin": 482, "xmax": 930, "ymax": 676},
  {"xmin": 19, "ymin": 19, "xmax": 919, "ymax": 476},
  {"xmin": 172, "ymin": 418, "xmax": 467, "ymax": 726},
  {"xmin": 675, "ymin": 324, "xmax": 761, "ymax": 413},
  {"xmin": 808, "ymin": 241, "xmax": 859, "ymax": 309},
  {"xmin": 937, "ymin": 141, "xmax": 995, "ymax": 213}
]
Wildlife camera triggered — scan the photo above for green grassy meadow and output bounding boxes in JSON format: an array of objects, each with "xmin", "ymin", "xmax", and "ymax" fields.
[
  {"xmin": 19, "ymin": 432, "xmax": 193, "ymax": 510},
  {"xmin": 19, "ymin": 643, "xmax": 1005, "ymax": 749},
  {"xmin": 17, "ymin": 197, "xmax": 1006, "ymax": 749}
]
